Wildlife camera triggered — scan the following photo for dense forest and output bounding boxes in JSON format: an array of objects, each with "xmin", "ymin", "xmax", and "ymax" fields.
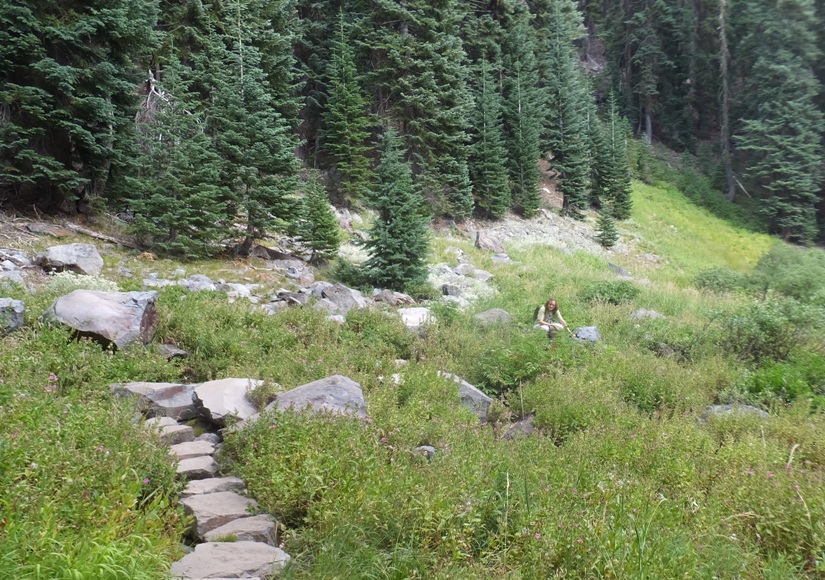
[{"xmin": 2, "ymin": 0, "xmax": 824, "ymax": 253}]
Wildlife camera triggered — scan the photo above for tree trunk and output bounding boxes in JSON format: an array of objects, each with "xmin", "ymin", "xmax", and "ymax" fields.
[{"xmin": 719, "ymin": 0, "xmax": 736, "ymax": 201}]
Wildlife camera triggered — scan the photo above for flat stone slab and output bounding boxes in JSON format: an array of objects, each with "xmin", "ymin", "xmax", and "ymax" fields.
[
  {"xmin": 169, "ymin": 542, "xmax": 289, "ymax": 579},
  {"xmin": 204, "ymin": 514, "xmax": 278, "ymax": 545},
  {"xmin": 182, "ymin": 477, "xmax": 245, "ymax": 498},
  {"xmin": 440, "ymin": 372, "xmax": 492, "ymax": 422},
  {"xmin": 111, "ymin": 381, "xmax": 199, "ymax": 420},
  {"xmin": 180, "ymin": 491, "xmax": 258, "ymax": 540},
  {"xmin": 170, "ymin": 440, "xmax": 216, "ymax": 460},
  {"xmin": 398, "ymin": 307, "xmax": 432, "ymax": 332},
  {"xmin": 0, "ymin": 298, "xmax": 25, "ymax": 332},
  {"xmin": 36, "ymin": 243, "xmax": 103, "ymax": 275},
  {"xmin": 194, "ymin": 378, "xmax": 262, "ymax": 426},
  {"xmin": 145, "ymin": 417, "xmax": 195, "ymax": 445},
  {"xmin": 177, "ymin": 456, "xmax": 219, "ymax": 480}
]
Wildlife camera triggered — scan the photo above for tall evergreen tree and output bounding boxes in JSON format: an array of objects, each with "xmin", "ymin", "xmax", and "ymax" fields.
[
  {"xmin": 733, "ymin": 0, "xmax": 823, "ymax": 243},
  {"xmin": 502, "ymin": 8, "xmax": 542, "ymax": 217},
  {"xmin": 0, "ymin": 0, "xmax": 159, "ymax": 211},
  {"xmin": 322, "ymin": 11, "xmax": 375, "ymax": 204},
  {"xmin": 128, "ymin": 59, "xmax": 230, "ymax": 257},
  {"xmin": 596, "ymin": 206, "xmax": 619, "ymax": 248},
  {"xmin": 468, "ymin": 57, "xmax": 511, "ymax": 219},
  {"xmin": 364, "ymin": 0, "xmax": 474, "ymax": 219},
  {"xmin": 534, "ymin": 0, "xmax": 592, "ymax": 219},
  {"xmin": 200, "ymin": 0, "xmax": 300, "ymax": 253},
  {"xmin": 363, "ymin": 126, "xmax": 431, "ymax": 292},
  {"xmin": 601, "ymin": 94, "xmax": 633, "ymax": 220}
]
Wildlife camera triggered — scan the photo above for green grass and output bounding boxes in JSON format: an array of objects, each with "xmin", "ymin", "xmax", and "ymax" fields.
[{"xmin": 3, "ymin": 174, "xmax": 825, "ymax": 578}]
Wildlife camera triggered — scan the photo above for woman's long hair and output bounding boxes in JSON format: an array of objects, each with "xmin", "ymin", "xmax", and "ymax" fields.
[{"xmin": 545, "ymin": 298, "xmax": 558, "ymax": 314}]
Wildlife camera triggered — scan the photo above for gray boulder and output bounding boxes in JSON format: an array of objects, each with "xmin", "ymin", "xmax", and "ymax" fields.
[
  {"xmin": 702, "ymin": 404, "xmax": 770, "ymax": 421},
  {"xmin": 179, "ymin": 274, "xmax": 216, "ymax": 292},
  {"xmin": 574, "ymin": 326, "xmax": 600, "ymax": 343},
  {"xmin": 440, "ymin": 372, "xmax": 493, "ymax": 422},
  {"xmin": 169, "ymin": 542, "xmax": 289, "ymax": 579},
  {"xmin": 0, "ymin": 298, "xmax": 25, "ymax": 332},
  {"xmin": 475, "ymin": 231, "xmax": 505, "ymax": 253},
  {"xmin": 42, "ymin": 290, "xmax": 158, "ymax": 348},
  {"xmin": 36, "ymin": 243, "xmax": 103, "ymax": 275},
  {"xmin": 473, "ymin": 308, "xmax": 512, "ymax": 325},
  {"xmin": 177, "ymin": 456, "xmax": 219, "ymax": 480},
  {"xmin": 145, "ymin": 416, "xmax": 194, "ymax": 445},
  {"xmin": 398, "ymin": 307, "xmax": 432, "ymax": 333},
  {"xmin": 501, "ymin": 415, "xmax": 536, "ymax": 440},
  {"xmin": 630, "ymin": 308, "xmax": 664, "ymax": 320},
  {"xmin": 319, "ymin": 283, "xmax": 367, "ymax": 315},
  {"xmin": 269, "ymin": 375, "xmax": 366, "ymax": 418},
  {"xmin": 204, "ymin": 514, "xmax": 278, "ymax": 545},
  {"xmin": 182, "ymin": 476, "xmax": 246, "ymax": 498},
  {"xmin": 193, "ymin": 378, "xmax": 262, "ymax": 427},
  {"xmin": 110, "ymin": 382, "xmax": 199, "ymax": 420}
]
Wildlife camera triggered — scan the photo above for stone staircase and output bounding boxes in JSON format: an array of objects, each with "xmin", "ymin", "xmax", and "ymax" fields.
[{"xmin": 144, "ymin": 415, "xmax": 290, "ymax": 579}]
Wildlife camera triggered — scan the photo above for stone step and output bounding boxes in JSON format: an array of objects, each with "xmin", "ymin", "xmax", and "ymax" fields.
[
  {"xmin": 169, "ymin": 542, "xmax": 289, "ymax": 579},
  {"xmin": 203, "ymin": 515, "xmax": 278, "ymax": 545},
  {"xmin": 182, "ymin": 476, "xmax": 245, "ymax": 498},
  {"xmin": 177, "ymin": 456, "xmax": 219, "ymax": 480},
  {"xmin": 180, "ymin": 491, "xmax": 258, "ymax": 540},
  {"xmin": 169, "ymin": 440, "xmax": 216, "ymax": 460}
]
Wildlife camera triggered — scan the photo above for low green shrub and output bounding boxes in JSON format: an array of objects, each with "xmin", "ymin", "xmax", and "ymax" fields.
[
  {"xmin": 750, "ymin": 244, "xmax": 825, "ymax": 304},
  {"xmin": 695, "ymin": 267, "xmax": 747, "ymax": 294},
  {"xmin": 579, "ymin": 280, "xmax": 640, "ymax": 305},
  {"xmin": 737, "ymin": 352, "xmax": 825, "ymax": 407}
]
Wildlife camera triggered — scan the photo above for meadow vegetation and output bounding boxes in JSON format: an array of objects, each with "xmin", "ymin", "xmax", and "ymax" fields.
[{"xmin": 3, "ymin": 171, "xmax": 825, "ymax": 577}]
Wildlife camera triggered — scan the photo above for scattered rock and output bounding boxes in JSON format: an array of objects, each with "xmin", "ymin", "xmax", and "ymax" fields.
[
  {"xmin": 492, "ymin": 253, "xmax": 512, "ymax": 264},
  {"xmin": 701, "ymin": 404, "xmax": 770, "ymax": 421},
  {"xmin": 158, "ymin": 343, "xmax": 190, "ymax": 360},
  {"xmin": 415, "ymin": 445, "xmax": 436, "ymax": 462},
  {"xmin": 442, "ymin": 284, "xmax": 462, "ymax": 297},
  {"xmin": 501, "ymin": 415, "xmax": 536, "ymax": 440},
  {"xmin": 398, "ymin": 307, "xmax": 432, "ymax": 333},
  {"xmin": 36, "ymin": 243, "xmax": 103, "ymax": 275},
  {"xmin": 630, "ymin": 308, "xmax": 664, "ymax": 320},
  {"xmin": 609, "ymin": 263, "xmax": 631, "ymax": 277},
  {"xmin": 269, "ymin": 375, "xmax": 366, "ymax": 418},
  {"xmin": 473, "ymin": 308, "xmax": 512, "ymax": 325},
  {"xmin": 440, "ymin": 373, "xmax": 493, "ymax": 422},
  {"xmin": 42, "ymin": 290, "xmax": 158, "ymax": 348},
  {"xmin": 574, "ymin": 326, "xmax": 600, "ymax": 343},
  {"xmin": 180, "ymin": 274, "xmax": 217, "ymax": 292},
  {"xmin": 372, "ymin": 289, "xmax": 416, "ymax": 306},
  {"xmin": 475, "ymin": 231, "xmax": 505, "ymax": 253},
  {"xmin": 0, "ymin": 298, "xmax": 25, "ymax": 332}
]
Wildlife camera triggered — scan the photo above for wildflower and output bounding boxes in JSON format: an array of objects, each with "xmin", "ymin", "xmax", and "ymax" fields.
[
  {"xmin": 535, "ymin": 533, "xmax": 541, "ymax": 539},
  {"xmin": 577, "ymin": 538, "xmax": 583, "ymax": 544},
  {"xmin": 143, "ymin": 477, "xmax": 151, "ymax": 485},
  {"xmin": 48, "ymin": 373, "xmax": 57, "ymax": 381},
  {"xmin": 766, "ymin": 472, "xmax": 774, "ymax": 479},
  {"xmin": 63, "ymin": 408, "xmax": 69, "ymax": 414}
]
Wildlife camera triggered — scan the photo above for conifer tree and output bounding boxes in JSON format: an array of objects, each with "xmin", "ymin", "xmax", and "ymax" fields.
[
  {"xmin": 200, "ymin": 1, "xmax": 299, "ymax": 254},
  {"xmin": 535, "ymin": 0, "xmax": 591, "ymax": 219},
  {"xmin": 364, "ymin": 0, "xmax": 474, "ymax": 219},
  {"xmin": 468, "ymin": 57, "xmax": 511, "ymax": 219},
  {"xmin": 0, "ymin": 0, "xmax": 159, "ymax": 211},
  {"xmin": 128, "ymin": 60, "xmax": 230, "ymax": 258},
  {"xmin": 596, "ymin": 206, "xmax": 619, "ymax": 248},
  {"xmin": 601, "ymin": 95, "xmax": 633, "ymax": 220},
  {"xmin": 363, "ymin": 127, "xmax": 431, "ymax": 292},
  {"xmin": 733, "ymin": 0, "xmax": 823, "ymax": 243},
  {"xmin": 502, "ymin": 9, "xmax": 542, "ymax": 217},
  {"xmin": 322, "ymin": 11, "xmax": 375, "ymax": 204},
  {"xmin": 297, "ymin": 172, "xmax": 341, "ymax": 264}
]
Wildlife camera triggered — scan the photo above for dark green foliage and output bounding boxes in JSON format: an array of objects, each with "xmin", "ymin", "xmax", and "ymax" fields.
[
  {"xmin": 363, "ymin": 0, "xmax": 474, "ymax": 219},
  {"xmin": 476, "ymin": 332, "xmax": 559, "ymax": 395},
  {"xmin": 535, "ymin": 0, "xmax": 591, "ymax": 219},
  {"xmin": 742, "ymin": 352, "xmax": 825, "ymax": 407},
  {"xmin": 321, "ymin": 11, "xmax": 375, "ymax": 203},
  {"xmin": 468, "ymin": 58, "xmax": 511, "ymax": 219},
  {"xmin": 128, "ymin": 60, "xmax": 230, "ymax": 258},
  {"xmin": 749, "ymin": 244, "xmax": 825, "ymax": 303},
  {"xmin": 362, "ymin": 127, "xmax": 431, "ymax": 292},
  {"xmin": 733, "ymin": 0, "xmax": 823, "ymax": 244},
  {"xmin": 578, "ymin": 280, "xmax": 640, "ymax": 304},
  {"xmin": 694, "ymin": 267, "xmax": 746, "ymax": 294},
  {"xmin": 297, "ymin": 173, "xmax": 341, "ymax": 264},
  {"xmin": 502, "ymin": 9, "xmax": 542, "ymax": 217},
  {"xmin": 600, "ymin": 95, "xmax": 633, "ymax": 219},
  {"xmin": 714, "ymin": 298, "xmax": 825, "ymax": 363},
  {"xmin": 595, "ymin": 207, "xmax": 618, "ymax": 248},
  {"xmin": 0, "ymin": 0, "xmax": 159, "ymax": 210}
]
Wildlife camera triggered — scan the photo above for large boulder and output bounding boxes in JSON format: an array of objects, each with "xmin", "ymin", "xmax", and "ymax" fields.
[
  {"xmin": 473, "ymin": 308, "xmax": 512, "ymax": 325},
  {"xmin": 475, "ymin": 231, "xmax": 505, "ymax": 253},
  {"xmin": 701, "ymin": 404, "xmax": 770, "ymax": 421},
  {"xmin": 42, "ymin": 290, "xmax": 158, "ymax": 348},
  {"xmin": 110, "ymin": 381, "xmax": 199, "ymax": 420},
  {"xmin": 318, "ymin": 283, "xmax": 368, "ymax": 315},
  {"xmin": 440, "ymin": 372, "xmax": 493, "ymax": 422},
  {"xmin": 193, "ymin": 378, "xmax": 262, "ymax": 427},
  {"xmin": 574, "ymin": 326, "xmax": 600, "ymax": 343},
  {"xmin": 36, "ymin": 243, "xmax": 103, "ymax": 275},
  {"xmin": 267, "ymin": 374, "xmax": 366, "ymax": 418},
  {"xmin": 0, "ymin": 298, "xmax": 25, "ymax": 333},
  {"xmin": 398, "ymin": 307, "xmax": 432, "ymax": 333}
]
